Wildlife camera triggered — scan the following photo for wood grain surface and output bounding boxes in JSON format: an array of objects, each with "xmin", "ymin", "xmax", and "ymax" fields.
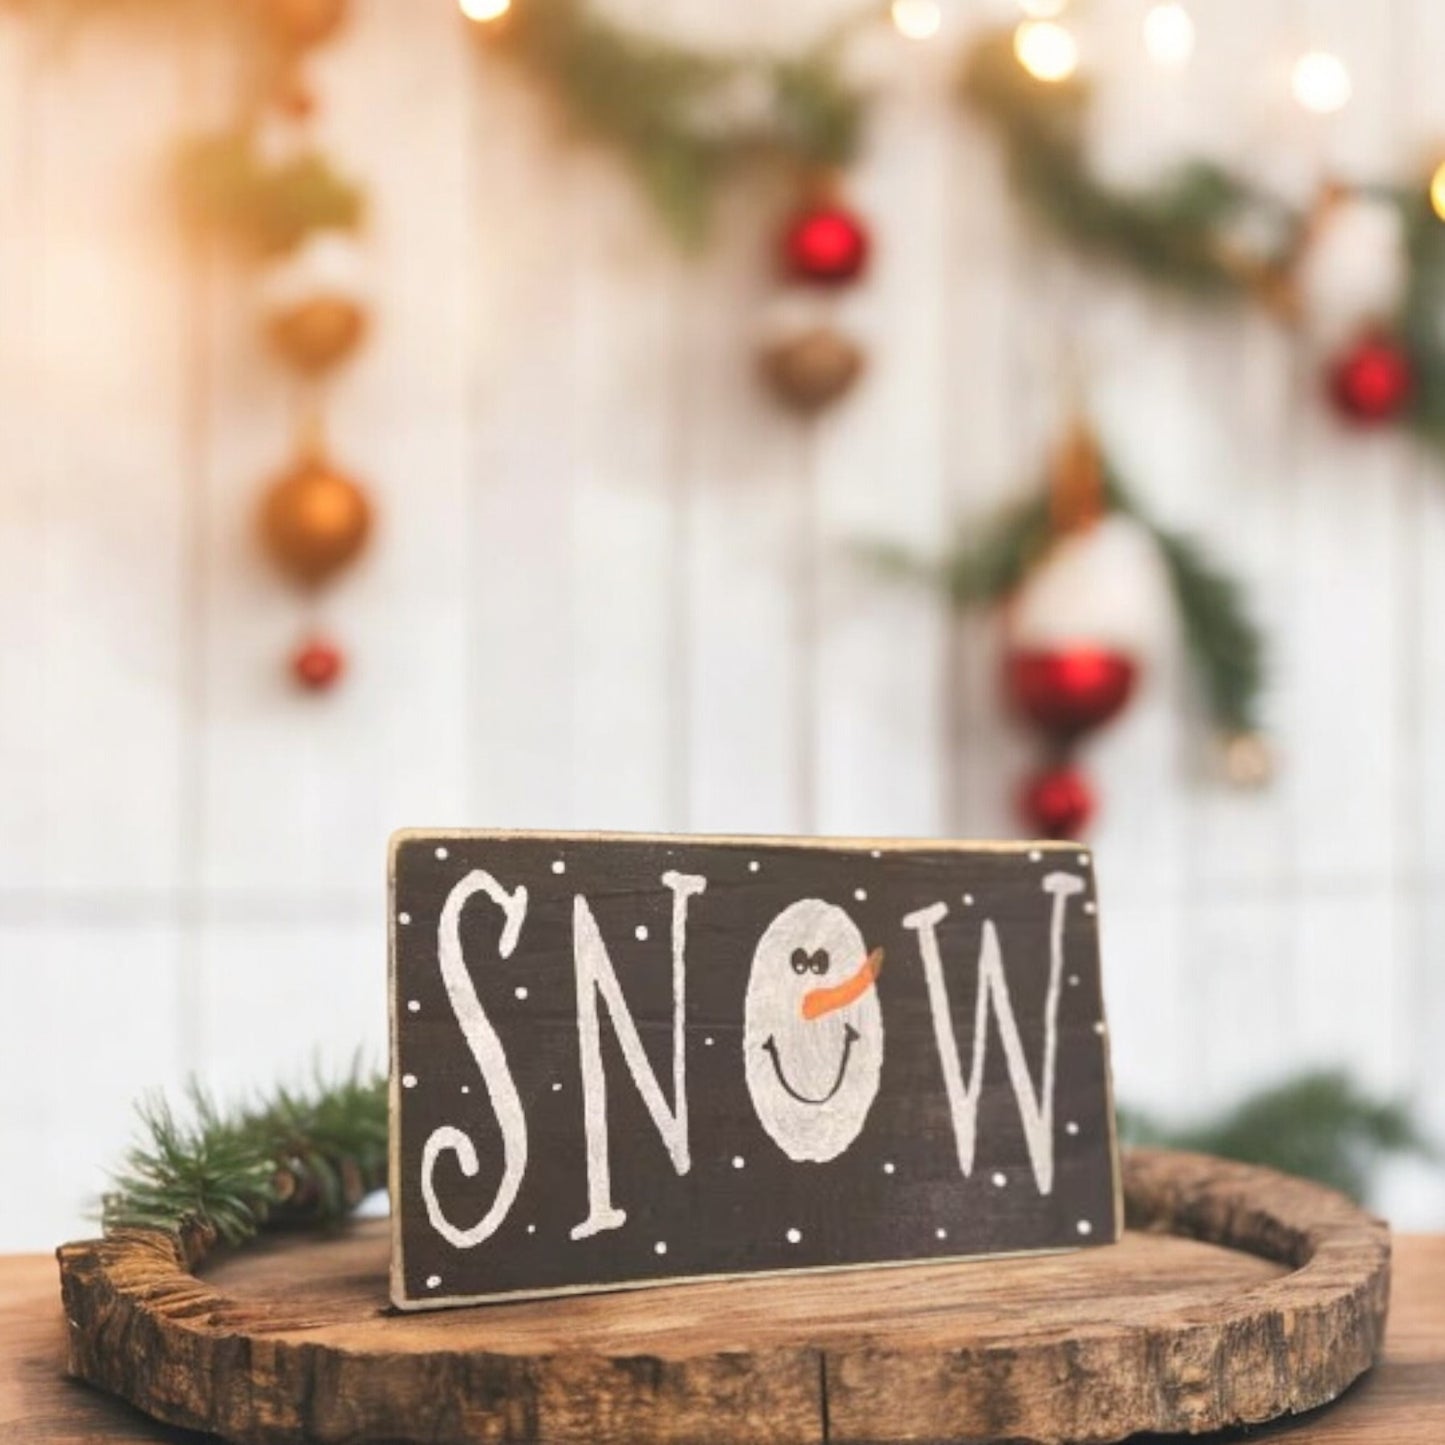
[{"xmin": 44, "ymin": 1151, "xmax": 1392, "ymax": 1445}]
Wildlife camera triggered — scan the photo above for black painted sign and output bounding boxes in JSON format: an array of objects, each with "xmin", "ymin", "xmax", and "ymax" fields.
[{"xmin": 388, "ymin": 832, "xmax": 1121, "ymax": 1310}]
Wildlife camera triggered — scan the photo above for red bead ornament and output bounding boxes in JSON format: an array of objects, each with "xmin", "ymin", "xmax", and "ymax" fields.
[
  {"xmin": 1020, "ymin": 765, "xmax": 1096, "ymax": 839},
  {"xmin": 782, "ymin": 202, "xmax": 870, "ymax": 286},
  {"xmin": 1006, "ymin": 646, "xmax": 1138, "ymax": 743},
  {"xmin": 292, "ymin": 635, "xmax": 345, "ymax": 691},
  {"xmin": 1327, "ymin": 333, "xmax": 1415, "ymax": 424}
]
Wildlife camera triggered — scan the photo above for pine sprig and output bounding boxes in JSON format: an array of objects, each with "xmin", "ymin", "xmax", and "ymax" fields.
[
  {"xmin": 1120, "ymin": 1070, "xmax": 1434, "ymax": 1202},
  {"xmin": 957, "ymin": 27, "xmax": 1299, "ymax": 301},
  {"xmin": 102, "ymin": 1065, "xmax": 387, "ymax": 1247},
  {"xmin": 177, "ymin": 131, "xmax": 365, "ymax": 256},
  {"xmin": 481, "ymin": 0, "xmax": 874, "ymax": 246}
]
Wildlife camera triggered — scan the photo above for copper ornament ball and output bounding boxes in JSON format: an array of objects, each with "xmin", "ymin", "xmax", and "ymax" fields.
[
  {"xmin": 268, "ymin": 295, "xmax": 368, "ymax": 375},
  {"xmin": 259, "ymin": 455, "xmax": 373, "ymax": 587},
  {"xmin": 256, "ymin": 0, "xmax": 349, "ymax": 48},
  {"xmin": 759, "ymin": 326, "xmax": 866, "ymax": 415}
]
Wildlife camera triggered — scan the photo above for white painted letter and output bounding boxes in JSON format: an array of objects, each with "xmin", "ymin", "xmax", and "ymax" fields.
[
  {"xmin": 904, "ymin": 872, "xmax": 1083, "ymax": 1195},
  {"xmin": 421, "ymin": 870, "xmax": 530, "ymax": 1248},
  {"xmin": 571, "ymin": 871, "xmax": 706, "ymax": 1240}
]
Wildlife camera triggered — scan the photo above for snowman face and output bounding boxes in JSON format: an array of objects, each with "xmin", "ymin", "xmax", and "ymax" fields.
[{"xmin": 743, "ymin": 899, "xmax": 884, "ymax": 1163}]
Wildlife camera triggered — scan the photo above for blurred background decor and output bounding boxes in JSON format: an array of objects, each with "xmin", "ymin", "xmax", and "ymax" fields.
[{"xmin": 1, "ymin": 0, "xmax": 1443, "ymax": 1251}]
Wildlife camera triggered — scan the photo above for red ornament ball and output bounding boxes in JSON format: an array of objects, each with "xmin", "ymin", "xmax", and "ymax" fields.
[
  {"xmin": 1327, "ymin": 333, "xmax": 1415, "ymax": 424},
  {"xmin": 782, "ymin": 202, "xmax": 870, "ymax": 286},
  {"xmin": 1020, "ymin": 765, "xmax": 1096, "ymax": 840},
  {"xmin": 1006, "ymin": 646, "xmax": 1139, "ymax": 742},
  {"xmin": 292, "ymin": 635, "xmax": 345, "ymax": 691}
]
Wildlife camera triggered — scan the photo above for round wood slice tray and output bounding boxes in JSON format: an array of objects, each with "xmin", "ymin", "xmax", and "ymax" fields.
[{"xmin": 57, "ymin": 1149, "xmax": 1389, "ymax": 1445}]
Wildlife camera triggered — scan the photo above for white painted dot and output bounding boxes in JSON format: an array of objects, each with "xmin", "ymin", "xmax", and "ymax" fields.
[
  {"xmin": 883, "ymin": 1161, "xmax": 896, "ymax": 1175},
  {"xmin": 853, "ymin": 887, "xmax": 867, "ymax": 902},
  {"xmin": 402, "ymin": 1073, "xmax": 418, "ymax": 1089},
  {"xmin": 426, "ymin": 1274, "xmax": 441, "ymax": 1289},
  {"xmin": 935, "ymin": 1227, "xmax": 948, "ymax": 1240},
  {"xmin": 551, "ymin": 1081, "xmax": 562, "ymax": 1092},
  {"xmin": 1029, "ymin": 849, "xmax": 1042, "ymax": 862},
  {"xmin": 1077, "ymin": 1219, "xmax": 1093, "ymax": 1237},
  {"xmin": 991, "ymin": 1171, "xmax": 1007, "ymax": 1188},
  {"xmin": 1093, "ymin": 1020, "xmax": 1107, "ymax": 1036},
  {"xmin": 397, "ymin": 911, "xmax": 413, "ymax": 926},
  {"xmin": 407, "ymin": 999, "xmax": 421, "ymax": 1012},
  {"xmin": 1065, "ymin": 1120, "xmax": 1080, "ymax": 1136},
  {"xmin": 1068, "ymin": 974, "xmax": 1080, "ymax": 987},
  {"xmin": 870, "ymin": 849, "xmax": 882, "ymax": 859},
  {"xmin": 514, "ymin": 985, "xmax": 529, "ymax": 1000},
  {"xmin": 786, "ymin": 1227, "xmax": 802, "ymax": 1244},
  {"xmin": 732, "ymin": 1155, "xmax": 745, "ymax": 1169},
  {"xmin": 654, "ymin": 1240, "xmax": 668, "ymax": 1256},
  {"xmin": 461, "ymin": 1084, "xmax": 470, "ymax": 1094},
  {"xmin": 1077, "ymin": 853, "xmax": 1089, "ymax": 866},
  {"xmin": 435, "ymin": 846, "xmax": 449, "ymax": 860},
  {"xmin": 1084, "ymin": 900, "xmax": 1097, "ymax": 915},
  {"xmin": 527, "ymin": 1223, "xmax": 536, "ymax": 1235},
  {"xmin": 963, "ymin": 893, "xmax": 975, "ymax": 906},
  {"xmin": 551, "ymin": 859, "xmax": 566, "ymax": 874},
  {"xmin": 748, "ymin": 860, "xmax": 760, "ymax": 873},
  {"xmin": 704, "ymin": 1036, "xmax": 715, "ymax": 1047},
  {"xmin": 635, "ymin": 924, "xmax": 649, "ymax": 941}
]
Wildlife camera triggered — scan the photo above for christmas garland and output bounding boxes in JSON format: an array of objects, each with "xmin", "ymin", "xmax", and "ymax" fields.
[
  {"xmin": 959, "ymin": 25, "xmax": 1443, "ymax": 442},
  {"xmin": 100, "ymin": 1064, "xmax": 1428, "ymax": 1251},
  {"xmin": 472, "ymin": 0, "xmax": 871, "ymax": 247}
]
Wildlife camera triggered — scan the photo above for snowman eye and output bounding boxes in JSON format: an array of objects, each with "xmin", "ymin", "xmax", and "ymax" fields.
[
  {"xmin": 809, "ymin": 950, "xmax": 830, "ymax": 976},
  {"xmin": 790, "ymin": 949, "xmax": 811, "ymax": 975}
]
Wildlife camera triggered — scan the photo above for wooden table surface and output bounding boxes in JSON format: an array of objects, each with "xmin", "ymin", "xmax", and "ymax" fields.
[{"xmin": 3, "ymin": 1237, "xmax": 1443, "ymax": 1443}]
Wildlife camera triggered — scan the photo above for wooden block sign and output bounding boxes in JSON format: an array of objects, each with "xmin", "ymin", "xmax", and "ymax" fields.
[{"xmin": 388, "ymin": 832, "xmax": 1121, "ymax": 1310}]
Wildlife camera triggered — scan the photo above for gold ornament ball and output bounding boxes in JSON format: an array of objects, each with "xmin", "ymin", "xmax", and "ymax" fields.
[
  {"xmin": 257, "ymin": 0, "xmax": 350, "ymax": 49},
  {"xmin": 1221, "ymin": 731, "xmax": 1275, "ymax": 789},
  {"xmin": 259, "ymin": 454, "xmax": 373, "ymax": 587},
  {"xmin": 758, "ymin": 326, "xmax": 866, "ymax": 416},
  {"xmin": 268, "ymin": 295, "xmax": 369, "ymax": 375}
]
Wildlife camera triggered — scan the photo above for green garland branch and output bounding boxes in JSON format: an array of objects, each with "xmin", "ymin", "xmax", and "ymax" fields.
[
  {"xmin": 958, "ymin": 25, "xmax": 1445, "ymax": 454},
  {"xmin": 1120, "ymin": 1069, "xmax": 1436, "ymax": 1203},
  {"xmin": 477, "ymin": 0, "xmax": 877, "ymax": 246},
  {"xmin": 869, "ymin": 461, "xmax": 1265, "ymax": 735},
  {"xmin": 958, "ymin": 28, "xmax": 1300, "ymax": 303}
]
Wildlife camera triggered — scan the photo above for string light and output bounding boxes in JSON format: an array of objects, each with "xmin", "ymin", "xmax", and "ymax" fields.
[
  {"xmin": 1019, "ymin": 0, "xmax": 1068, "ymax": 17},
  {"xmin": 891, "ymin": 0, "xmax": 942, "ymax": 41},
  {"xmin": 1143, "ymin": 3, "xmax": 1194, "ymax": 67},
  {"xmin": 459, "ymin": 0, "xmax": 510, "ymax": 21},
  {"xmin": 1291, "ymin": 51, "xmax": 1352, "ymax": 114},
  {"xmin": 1430, "ymin": 161, "xmax": 1445, "ymax": 223},
  {"xmin": 1014, "ymin": 20, "xmax": 1079, "ymax": 83}
]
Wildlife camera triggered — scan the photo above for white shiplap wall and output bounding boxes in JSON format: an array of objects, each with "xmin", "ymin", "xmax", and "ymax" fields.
[{"xmin": 1, "ymin": 0, "xmax": 1443, "ymax": 1250}]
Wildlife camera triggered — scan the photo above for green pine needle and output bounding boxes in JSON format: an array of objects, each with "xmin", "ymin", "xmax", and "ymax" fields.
[
  {"xmin": 102, "ymin": 1064, "xmax": 387, "ymax": 1245},
  {"xmin": 1120, "ymin": 1070, "xmax": 1434, "ymax": 1202}
]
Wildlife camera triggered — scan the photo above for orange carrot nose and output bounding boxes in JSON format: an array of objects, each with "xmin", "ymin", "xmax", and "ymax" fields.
[{"xmin": 802, "ymin": 948, "xmax": 884, "ymax": 1021}]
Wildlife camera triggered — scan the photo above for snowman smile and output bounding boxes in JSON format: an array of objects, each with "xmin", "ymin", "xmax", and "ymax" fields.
[{"xmin": 761, "ymin": 1023, "xmax": 861, "ymax": 1106}]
